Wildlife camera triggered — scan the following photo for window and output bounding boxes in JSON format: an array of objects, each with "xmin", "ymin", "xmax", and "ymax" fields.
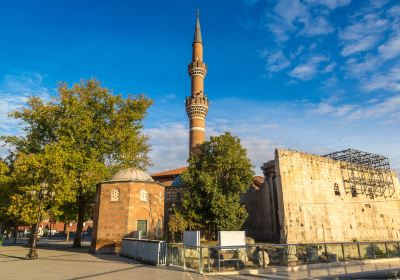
[
  {"xmin": 111, "ymin": 188, "xmax": 120, "ymax": 201},
  {"xmin": 137, "ymin": 220, "xmax": 147, "ymax": 237},
  {"xmin": 351, "ymin": 186, "xmax": 357, "ymax": 197},
  {"xmin": 139, "ymin": 189, "xmax": 148, "ymax": 202},
  {"xmin": 334, "ymin": 183, "xmax": 340, "ymax": 196},
  {"xmin": 368, "ymin": 187, "xmax": 374, "ymax": 199}
]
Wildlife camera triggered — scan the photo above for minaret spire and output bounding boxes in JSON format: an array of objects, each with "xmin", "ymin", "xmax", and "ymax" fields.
[
  {"xmin": 186, "ymin": 10, "xmax": 209, "ymax": 156},
  {"xmin": 193, "ymin": 9, "xmax": 202, "ymax": 43}
]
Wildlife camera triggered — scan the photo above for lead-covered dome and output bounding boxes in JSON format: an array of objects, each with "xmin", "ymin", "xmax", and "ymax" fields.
[{"xmin": 111, "ymin": 168, "xmax": 154, "ymax": 182}]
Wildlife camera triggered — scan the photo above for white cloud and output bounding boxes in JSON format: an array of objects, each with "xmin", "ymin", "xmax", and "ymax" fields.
[
  {"xmin": 323, "ymin": 62, "xmax": 336, "ymax": 73},
  {"xmin": 0, "ymin": 73, "xmax": 53, "ymax": 158},
  {"xmin": 289, "ymin": 54, "xmax": 329, "ymax": 80},
  {"xmin": 339, "ymin": 13, "xmax": 389, "ymax": 56},
  {"xmin": 345, "ymin": 55, "xmax": 382, "ymax": 78},
  {"xmin": 361, "ymin": 65, "xmax": 400, "ymax": 92},
  {"xmin": 378, "ymin": 33, "xmax": 400, "ymax": 60},
  {"xmin": 262, "ymin": 49, "xmax": 291, "ymax": 73},
  {"xmin": 0, "ymin": 73, "xmax": 52, "ymax": 136},
  {"xmin": 145, "ymin": 122, "xmax": 188, "ymax": 172},
  {"xmin": 301, "ymin": 16, "xmax": 334, "ymax": 36},
  {"xmin": 266, "ymin": 0, "xmax": 336, "ymax": 41},
  {"xmin": 347, "ymin": 95, "xmax": 400, "ymax": 121},
  {"xmin": 303, "ymin": 0, "xmax": 352, "ymax": 9},
  {"xmin": 310, "ymin": 94, "xmax": 400, "ymax": 122}
]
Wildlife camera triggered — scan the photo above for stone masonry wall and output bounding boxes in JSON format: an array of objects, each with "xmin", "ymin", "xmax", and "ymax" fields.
[
  {"xmin": 275, "ymin": 149, "xmax": 400, "ymax": 244},
  {"xmin": 91, "ymin": 181, "xmax": 164, "ymax": 253},
  {"xmin": 242, "ymin": 182, "xmax": 277, "ymax": 241}
]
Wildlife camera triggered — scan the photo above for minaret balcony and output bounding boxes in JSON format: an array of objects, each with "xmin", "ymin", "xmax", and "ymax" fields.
[
  {"xmin": 185, "ymin": 96, "xmax": 209, "ymax": 118},
  {"xmin": 188, "ymin": 62, "xmax": 207, "ymax": 77},
  {"xmin": 185, "ymin": 103, "xmax": 208, "ymax": 119}
]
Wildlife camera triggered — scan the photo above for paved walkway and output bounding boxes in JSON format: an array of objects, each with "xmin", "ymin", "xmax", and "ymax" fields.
[
  {"xmin": 1, "ymin": 239, "xmax": 400, "ymax": 279},
  {"xmin": 0, "ymin": 239, "xmax": 210, "ymax": 280}
]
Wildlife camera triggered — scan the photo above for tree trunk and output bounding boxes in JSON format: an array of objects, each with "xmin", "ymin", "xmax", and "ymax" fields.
[
  {"xmin": 13, "ymin": 228, "xmax": 17, "ymax": 244},
  {"xmin": 66, "ymin": 224, "xmax": 70, "ymax": 242},
  {"xmin": 27, "ymin": 224, "xmax": 36, "ymax": 247},
  {"xmin": 73, "ymin": 196, "xmax": 85, "ymax": 247}
]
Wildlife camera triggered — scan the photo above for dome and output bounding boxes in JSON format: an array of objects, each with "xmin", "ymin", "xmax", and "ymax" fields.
[
  {"xmin": 171, "ymin": 175, "xmax": 185, "ymax": 187},
  {"xmin": 111, "ymin": 168, "xmax": 154, "ymax": 182}
]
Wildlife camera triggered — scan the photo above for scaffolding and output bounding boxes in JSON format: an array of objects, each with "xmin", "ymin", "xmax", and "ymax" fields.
[{"xmin": 324, "ymin": 149, "xmax": 395, "ymax": 198}]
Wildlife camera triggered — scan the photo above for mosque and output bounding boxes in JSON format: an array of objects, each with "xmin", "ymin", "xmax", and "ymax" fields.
[{"xmin": 91, "ymin": 13, "xmax": 400, "ymax": 253}]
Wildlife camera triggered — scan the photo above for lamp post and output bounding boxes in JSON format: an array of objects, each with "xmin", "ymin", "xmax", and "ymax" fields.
[{"xmin": 27, "ymin": 181, "xmax": 55, "ymax": 260}]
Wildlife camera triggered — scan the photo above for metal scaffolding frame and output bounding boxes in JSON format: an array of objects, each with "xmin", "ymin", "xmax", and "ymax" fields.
[{"xmin": 324, "ymin": 149, "xmax": 395, "ymax": 198}]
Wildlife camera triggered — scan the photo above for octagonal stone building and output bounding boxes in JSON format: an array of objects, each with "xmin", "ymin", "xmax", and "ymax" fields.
[{"xmin": 91, "ymin": 168, "xmax": 165, "ymax": 253}]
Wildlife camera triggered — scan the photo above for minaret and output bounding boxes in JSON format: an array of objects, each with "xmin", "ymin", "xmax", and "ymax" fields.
[{"xmin": 186, "ymin": 10, "xmax": 209, "ymax": 156}]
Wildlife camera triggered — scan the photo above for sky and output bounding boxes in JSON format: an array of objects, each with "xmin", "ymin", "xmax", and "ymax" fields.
[{"xmin": 0, "ymin": 0, "xmax": 399, "ymax": 175}]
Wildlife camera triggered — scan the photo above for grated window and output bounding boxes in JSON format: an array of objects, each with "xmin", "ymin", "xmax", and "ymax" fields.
[
  {"xmin": 139, "ymin": 189, "xmax": 149, "ymax": 202},
  {"xmin": 334, "ymin": 183, "xmax": 340, "ymax": 196},
  {"xmin": 111, "ymin": 188, "xmax": 120, "ymax": 201}
]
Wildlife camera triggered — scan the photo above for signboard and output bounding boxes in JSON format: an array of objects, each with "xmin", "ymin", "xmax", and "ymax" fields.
[
  {"xmin": 218, "ymin": 231, "xmax": 246, "ymax": 247},
  {"xmin": 183, "ymin": 231, "xmax": 200, "ymax": 247}
]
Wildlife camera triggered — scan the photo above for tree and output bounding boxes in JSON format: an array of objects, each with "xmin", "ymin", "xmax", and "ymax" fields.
[
  {"xmin": 0, "ymin": 159, "xmax": 11, "ymax": 233},
  {"xmin": 6, "ymin": 145, "xmax": 73, "ymax": 247},
  {"xmin": 168, "ymin": 210, "xmax": 187, "ymax": 242},
  {"xmin": 3, "ymin": 79, "xmax": 153, "ymax": 247},
  {"xmin": 181, "ymin": 132, "xmax": 254, "ymax": 240}
]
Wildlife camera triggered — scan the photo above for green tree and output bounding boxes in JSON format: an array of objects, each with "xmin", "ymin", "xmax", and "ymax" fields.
[
  {"xmin": 168, "ymin": 210, "xmax": 187, "ymax": 242},
  {"xmin": 0, "ymin": 158, "xmax": 11, "ymax": 233},
  {"xmin": 3, "ymin": 79, "xmax": 153, "ymax": 247},
  {"xmin": 181, "ymin": 132, "xmax": 254, "ymax": 240}
]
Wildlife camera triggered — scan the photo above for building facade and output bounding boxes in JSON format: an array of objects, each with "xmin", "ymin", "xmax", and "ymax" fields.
[{"xmin": 91, "ymin": 168, "xmax": 164, "ymax": 253}]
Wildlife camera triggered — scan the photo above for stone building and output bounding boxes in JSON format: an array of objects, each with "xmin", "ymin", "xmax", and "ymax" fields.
[
  {"xmin": 91, "ymin": 168, "xmax": 164, "ymax": 253},
  {"xmin": 249, "ymin": 149, "xmax": 400, "ymax": 244}
]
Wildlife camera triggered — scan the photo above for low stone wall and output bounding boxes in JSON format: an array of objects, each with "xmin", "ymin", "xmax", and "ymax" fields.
[{"xmin": 120, "ymin": 238, "xmax": 167, "ymax": 266}]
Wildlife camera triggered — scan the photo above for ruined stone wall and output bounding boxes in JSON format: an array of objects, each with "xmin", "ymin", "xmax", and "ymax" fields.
[
  {"xmin": 275, "ymin": 149, "xmax": 400, "ymax": 244},
  {"xmin": 242, "ymin": 183, "xmax": 276, "ymax": 241}
]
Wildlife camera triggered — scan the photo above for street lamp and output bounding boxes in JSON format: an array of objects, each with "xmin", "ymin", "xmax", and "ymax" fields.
[{"xmin": 27, "ymin": 181, "xmax": 55, "ymax": 260}]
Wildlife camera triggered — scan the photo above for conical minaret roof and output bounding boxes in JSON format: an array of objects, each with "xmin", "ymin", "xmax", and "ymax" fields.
[{"xmin": 193, "ymin": 10, "xmax": 202, "ymax": 43}]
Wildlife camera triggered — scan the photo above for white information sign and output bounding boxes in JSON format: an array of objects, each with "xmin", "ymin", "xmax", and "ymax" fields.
[
  {"xmin": 183, "ymin": 231, "xmax": 200, "ymax": 247},
  {"xmin": 218, "ymin": 231, "xmax": 246, "ymax": 247}
]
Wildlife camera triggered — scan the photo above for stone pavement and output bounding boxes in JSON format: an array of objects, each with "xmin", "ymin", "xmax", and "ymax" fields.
[
  {"xmin": 1, "ymin": 239, "xmax": 400, "ymax": 279},
  {"xmin": 0, "ymin": 239, "xmax": 211, "ymax": 280}
]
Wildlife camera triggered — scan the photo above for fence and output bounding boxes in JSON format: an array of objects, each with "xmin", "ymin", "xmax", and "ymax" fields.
[
  {"xmin": 166, "ymin": 241, "xmax": 400, "ymax": 273},
  {"xmin": 121, "ymin": 238, "xmax": 167, "ymax": 265}
]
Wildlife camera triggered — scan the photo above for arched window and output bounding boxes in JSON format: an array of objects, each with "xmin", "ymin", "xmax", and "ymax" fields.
[{"xmin": 111, "ymin": 188, "xmax": 120, "ymax": 201}]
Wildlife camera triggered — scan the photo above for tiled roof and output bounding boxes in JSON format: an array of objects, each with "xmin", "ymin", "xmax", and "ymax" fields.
[
  {"xmin": 151, "ymin": 166, "xmax": 187, "ymax": 178},
  {"xmin": 253, "ymin": 176, "xmax": 265, "ymax": 188}
]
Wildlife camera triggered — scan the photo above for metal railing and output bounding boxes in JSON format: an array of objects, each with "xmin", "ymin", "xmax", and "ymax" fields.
[{"xmin": 166, "ymin": 241, "xmax": 400, "ymax": 273}]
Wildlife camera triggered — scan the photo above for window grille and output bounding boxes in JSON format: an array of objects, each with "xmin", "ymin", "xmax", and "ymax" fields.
[
  {"xmin": 111, "ymin": 188, "xmax": 120, "ymax": 201},
  {"xmin": 334, "ymin": 183, "xmax": 340, "ymax": 196},
  {"xmin": 139, "ymin": 189, "xmax": 148, "ymax": 202}
]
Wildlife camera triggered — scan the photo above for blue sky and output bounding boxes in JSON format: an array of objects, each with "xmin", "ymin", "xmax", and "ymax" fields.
[{"xmin": 0, "ymin": 0, "xmax": 399, "ymax": 174}]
